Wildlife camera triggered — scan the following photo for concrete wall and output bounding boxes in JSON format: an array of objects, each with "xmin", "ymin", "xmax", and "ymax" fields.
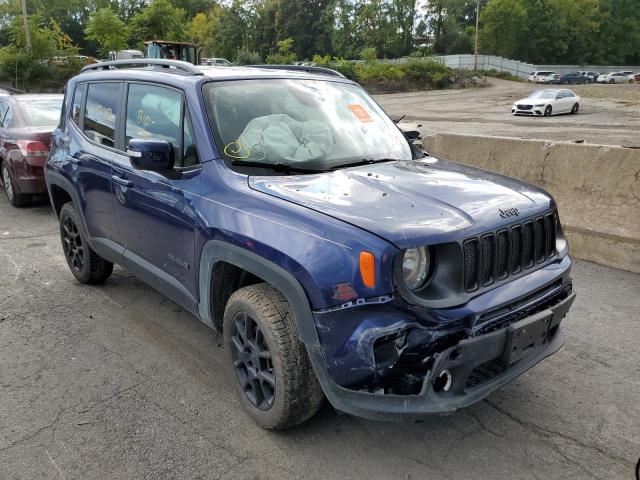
[{"xmin": 423, "ymin": 133, "xmax": 640, "ymax": 273}]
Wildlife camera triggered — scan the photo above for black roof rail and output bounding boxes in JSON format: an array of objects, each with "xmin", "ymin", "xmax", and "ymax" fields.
[
  {"xmin": 246, "ymin": 64, "xmax": 346, "ymax": 78},
  {"xmin": 81, "ymin": 59, "xmax": 203, "ymax": 75}
]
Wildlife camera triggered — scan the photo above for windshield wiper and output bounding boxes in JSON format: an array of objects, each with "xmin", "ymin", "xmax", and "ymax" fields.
[
  {"xmin": 329, "ymin": 158, "xmax": 398, "ymax": 171},
  {"xmin": 232, "ymin": 160, "xmax": 324, "ymax": 174}
]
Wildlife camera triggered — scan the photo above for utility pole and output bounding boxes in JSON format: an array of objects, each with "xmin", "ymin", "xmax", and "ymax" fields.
[
  {"xmin": 20, "ymin": 0, "xmax": 32, "ymax": 51},
  {"xmin": 473, "ymin": 0, "xmax": 480, "ymax": 70}
]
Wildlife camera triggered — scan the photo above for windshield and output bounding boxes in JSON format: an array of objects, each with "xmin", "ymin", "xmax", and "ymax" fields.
[
  {"xmin": 529, "ymin": 90, "xmax": 556, "ymax": 100},
  {"xmin": 18, "ymin": 97, "xmax": 63, "ymax": 127},
  {"xmin": 203, "ymin": 79, "xmax": 412, "ymax": 171}
]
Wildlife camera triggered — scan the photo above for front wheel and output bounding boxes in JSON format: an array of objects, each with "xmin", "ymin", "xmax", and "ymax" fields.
[
  {"xmin": 59, "ymin": 202, "xmax": 113, "ymax": 284},
  {"xmin": 571, "ymin": 103, "xmax": 580, "ymax": 114},
  {"xmin": 2, "ymin": 162, "xmax": 29, "ymax": 207},
  {"xmin": 544, "ymin": 105, "xmax": 553, "ymax": 117},
  {"xmin": 224, "ymin": 283, "xmax": 324, "ymax": 430}
]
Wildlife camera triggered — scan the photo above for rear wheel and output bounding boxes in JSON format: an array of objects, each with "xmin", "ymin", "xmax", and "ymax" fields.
[
  {"xmin": 544, "ymin": 105, "xmax": 553, "ymax": 117},
  {"xmin": 59, "ymin": 202, "xmax": 113, "ymax": 284},
  {"xmin": 1, "ymin": 162, "xmax": 29, "ymax": 207},
  {"xmin": 224, "ymin": 283, "xmax": 324, "ymax": 430},
  {"xmin": 571, "ymin": 103, "xmax": 580, "ymax": 114}
]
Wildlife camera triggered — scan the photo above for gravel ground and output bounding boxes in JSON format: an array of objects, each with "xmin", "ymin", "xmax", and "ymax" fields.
[
  {"xmin": 0, "ymin": 192, "xmax": 639, "ymax": 479},
  {"xmin": 377, "ymin": 78, "xmax": 640, "ymax": 147}
]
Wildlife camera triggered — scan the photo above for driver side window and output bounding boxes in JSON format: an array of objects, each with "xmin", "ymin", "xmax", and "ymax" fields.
[{"xmin": 125, "ymin": 83, "xmax": 199, "ymax": 168}]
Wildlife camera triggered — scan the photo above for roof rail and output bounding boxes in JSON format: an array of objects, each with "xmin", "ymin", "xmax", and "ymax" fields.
[
  {"xmin": 246, "ymin": 64, "xmax": 346, "ymax": 78},
  {"xmin": 81, "ymin": 59, "xmax": 203, "ymax": 75}
]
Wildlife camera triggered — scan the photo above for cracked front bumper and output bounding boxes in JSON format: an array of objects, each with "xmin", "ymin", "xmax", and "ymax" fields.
[{"xmin": 307, "ymin": 290, "xmax": 575, "ymax": 421}]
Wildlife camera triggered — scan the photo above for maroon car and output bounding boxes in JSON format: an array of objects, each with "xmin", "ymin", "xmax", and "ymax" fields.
[{"xmin": 0, "ymin": 94, "xmax": 63, "ymax": 207}]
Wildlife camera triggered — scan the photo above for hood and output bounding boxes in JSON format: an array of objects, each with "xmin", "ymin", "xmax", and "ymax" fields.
[
  {"xmin": 514, "ymin": 96, "xmax": 547, "ymax": 104},
  {"xmin": 249, "ymin": 158, "xmax": 553, "ymax": 249}
]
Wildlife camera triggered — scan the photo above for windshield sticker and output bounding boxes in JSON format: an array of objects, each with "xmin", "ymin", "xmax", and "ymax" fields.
[
  {"xmin": 347, "ymin": 104, "xmax": 374, "ymax": 123},
  {"xmin": 224, "ymin": 140, "xmax": 251, "ymax": 159}
]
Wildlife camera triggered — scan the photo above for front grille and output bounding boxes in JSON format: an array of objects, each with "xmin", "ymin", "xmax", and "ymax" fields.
[
  {"xmin": 463, "ymin": 212, "xmax": 557, "ymax": 292},
  {"xmin": 516, "ymin": 104, "xmax": 533, "ymax": 110}
]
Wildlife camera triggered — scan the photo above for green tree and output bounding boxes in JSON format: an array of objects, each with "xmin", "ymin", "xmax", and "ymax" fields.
[
  {"xmin": 85, "ymin": 8, "xmax": 128, "ymax": 55},
  {"xmin": 129, "ymin": 0, "xmax": 186, "ymax": 47},
  {"xmin": 266, "ymin": 37, "xmax": 297, "ymax": 64},
  {"xmin": 480, "ymin": 0, "xmax": 527, "ymax": 58},
  {"xmin": 186, "ymin": 6, "xmax": 223, "ymax": 56}
]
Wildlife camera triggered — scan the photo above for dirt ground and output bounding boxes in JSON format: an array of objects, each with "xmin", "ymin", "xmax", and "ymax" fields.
[{"xmin": 376, "ymin": 78, "xmax": 640, "ymax": 147}]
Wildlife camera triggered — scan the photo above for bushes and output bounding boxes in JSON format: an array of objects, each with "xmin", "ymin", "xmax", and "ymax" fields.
[
  {"xmin": 0, "ymin": 47, "xmax": 85, "ymax": 92},
  {"xmin": 317, "ymin": 54, "xmax": 469, "ymax": 92},
  {"xmin": 402, "ymin": 58, "xmax": 451, "ymax": 88},
  {"xmin": 235, "ymin": 47, "xmax": 261, "ymax": 65},
  {"xmin": 266, "ymin": 38, "xmax": 296, "ymax": 65}
]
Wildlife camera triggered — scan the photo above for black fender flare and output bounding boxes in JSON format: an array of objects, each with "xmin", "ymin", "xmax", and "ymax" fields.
[{"xmin": 197, "ymin": 240, "xmax": 319, "ymax": 346}]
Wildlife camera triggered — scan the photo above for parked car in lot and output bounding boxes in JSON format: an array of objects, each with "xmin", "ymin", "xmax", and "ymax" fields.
[
  {"xmin": 1, "ymin": 94, "xmax": 63, "ymax": 207},
  {"xmin": 549, "ymin": 72, "xmax": 591, "ymax": 85},
  {"xmin": 512, "ymin": 89, "xmax": 581, "ymax": 116},
  {"xmin": 46, "ymin": 59, "xmax": 575, "ymax": 429},
  {"xmin": 597, "ymin": 72, "xmax": 634, "ymax": 84},
  {"xmin": 528, "ymin": 71, "xmax": 557, "ymax": 83},
  {"xmin": 202, "ymin": 57, "xmax": 232, "ymax": 66},
  {"xmin": 578, "ymin": 71, "xmax": 600, "ymax": 82}
]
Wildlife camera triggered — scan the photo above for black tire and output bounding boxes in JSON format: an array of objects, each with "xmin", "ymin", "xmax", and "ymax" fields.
[
  {"xmin": 1, "ymin": 161, "xmax": 29, "ymax": 207},
  {"xmin": 609, "ymin": 79, "xmax": 615, "ymax": 84},
  {"xmin": 59, "ymin": 202, "xmax": 113, "ymax": 284},
  {"xmin": 544, "ymin": 105, "xmax": 553, "ymax": 117},
  {"xmin": 571, "ymin": 103, "xmax": 580, "ymax": 114},
  {"xmin": 223, "ymin": 283, "xmax": 324, "ymax": 430}
]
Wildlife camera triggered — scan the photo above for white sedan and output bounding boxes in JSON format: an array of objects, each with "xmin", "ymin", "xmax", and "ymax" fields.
[
  {"xmin": 512, "ymin": 89, "xmax": 581, "ymax": 116},
  {"xmin": 527, "ymin": 71, "xmax": 557, "ymax": 83},
  {"xmin": 597, "ymin": 72, "xmax": 634, "ymax": 84}
]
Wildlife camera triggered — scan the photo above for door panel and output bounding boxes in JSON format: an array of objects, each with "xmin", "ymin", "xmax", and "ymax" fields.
[
  {"xmin": 112, "ymin": 83, "xmax": 201, "ymax": 299},
  {"xmin": 67, "ymin": 83, "xmax": 121, "ymax": 243}
]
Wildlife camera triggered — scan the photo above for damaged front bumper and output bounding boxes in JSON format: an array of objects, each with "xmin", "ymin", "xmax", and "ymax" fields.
[{"xmin": 307, "ymin": 257, "xmax": 575, "ymax": 420}]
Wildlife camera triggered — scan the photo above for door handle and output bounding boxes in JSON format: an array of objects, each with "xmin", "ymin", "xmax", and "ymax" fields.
[
  {"xmin": 67, "ymin": 155, "xmax": 80, "ymax": 165},
  {"xmin": 111, "ymin": 175, "xmax": 133, "ymax": 188}
]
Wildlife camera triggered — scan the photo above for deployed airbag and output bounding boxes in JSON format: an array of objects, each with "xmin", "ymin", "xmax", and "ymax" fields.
[{"xmin": 238, "ymin": 114, "xmax": 333, "ymax": 162}]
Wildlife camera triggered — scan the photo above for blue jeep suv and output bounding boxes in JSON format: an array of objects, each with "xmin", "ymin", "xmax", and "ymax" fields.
[{"xmin": 45, "ymin": 59, "xmax": 575, "ymax": 429}]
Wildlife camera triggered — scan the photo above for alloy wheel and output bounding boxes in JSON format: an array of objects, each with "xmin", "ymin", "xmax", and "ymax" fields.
[
  {"xmin": 62, "ymin": 216, "xmax": 84, "ymax": 272},
  {"xmin": 229, "ymin": 311, "xmax": 275, "ymax": 410},
  {"xmin": 2, "ymin": 165, "xmax": 14, "ymax": 201}
]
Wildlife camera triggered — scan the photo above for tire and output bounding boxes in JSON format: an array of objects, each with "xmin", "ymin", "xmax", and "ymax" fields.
[
  {"xmin": 2, "ymin": 161, "xmax": 29, "ymax": 207},
  {"xmin": 223, "ymin": 283, "xmax": 324, "ymax": 430},
  {"xmin": 59, "ymin": 202, "xmax": 113, "ymax": 284},
  {"xmin": 609, "ymin": 79, "xmax": 615, "ymax": 84},
  {"xmin": 544, "ymin": 105, "xmax": 553, "ymax": 117},
  {"xmin": 571, "ymin": 103, "xmax": 580, "ymax": 114}
]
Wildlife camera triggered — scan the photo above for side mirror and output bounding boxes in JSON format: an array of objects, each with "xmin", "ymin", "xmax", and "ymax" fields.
[{"xmin": 127, "ymin": 139, "xmax": 174, "ymax": 172}]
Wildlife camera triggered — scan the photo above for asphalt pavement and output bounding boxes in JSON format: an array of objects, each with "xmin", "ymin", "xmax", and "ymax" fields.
[{"xmin": 1, "ymin": 193, "xmax": 639, "ymax": 479}]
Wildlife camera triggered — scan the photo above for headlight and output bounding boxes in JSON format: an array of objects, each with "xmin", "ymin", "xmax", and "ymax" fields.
[
  {"xmin": 534, "ymin": 103, "xmax": 545, "ymax": 107},
  {"xmin": 401, "ymin": 247, "xmax": 431, "ymax": 290}
]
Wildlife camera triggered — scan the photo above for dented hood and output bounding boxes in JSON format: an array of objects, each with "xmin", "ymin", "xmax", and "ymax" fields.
[{"xmin": 248, "ymin": 158, "xmax": 554, "ymax": 248}]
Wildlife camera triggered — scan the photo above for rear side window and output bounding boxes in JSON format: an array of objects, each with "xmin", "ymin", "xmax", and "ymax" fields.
[
  {"xmin": 0, "ymin": 101, "xmax": 11, "ymax": 128},
  {"xmin": 84, "ymin": 83, "xmax": 121, "ymax": 148},
  {"xmin": 125, "ymin": 83, "xmax": 199, "ymax": 167},
  {"xmin": 71, "ymin": 85, "xmax": 85, "ymax": 127}
]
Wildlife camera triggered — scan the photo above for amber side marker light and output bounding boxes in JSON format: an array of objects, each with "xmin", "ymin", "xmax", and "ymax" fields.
[{"xmin": 360, "ymin": 251, "xmax": 376, "ymax": 288}]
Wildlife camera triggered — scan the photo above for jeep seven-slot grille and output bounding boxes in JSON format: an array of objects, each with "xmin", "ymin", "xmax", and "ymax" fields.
[{"xmin": 463, "ymin": 212, "xmax": 557, "ymax": 292}]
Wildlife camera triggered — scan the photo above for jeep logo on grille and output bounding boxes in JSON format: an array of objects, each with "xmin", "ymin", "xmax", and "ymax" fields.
[{"xmin": 499, "ymin": 207, "xmax": 520, "ymax": 218}]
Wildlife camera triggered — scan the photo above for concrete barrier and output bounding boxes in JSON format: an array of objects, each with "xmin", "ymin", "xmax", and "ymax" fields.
[{"xmin": 423, "ymin": 133, "xmax": 640, "ymax": 273}]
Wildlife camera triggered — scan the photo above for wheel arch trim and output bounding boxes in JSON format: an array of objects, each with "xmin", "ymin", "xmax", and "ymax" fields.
[{"xmin": 197, "ymin": 240, "xmax": 319, "ymax": 345}]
